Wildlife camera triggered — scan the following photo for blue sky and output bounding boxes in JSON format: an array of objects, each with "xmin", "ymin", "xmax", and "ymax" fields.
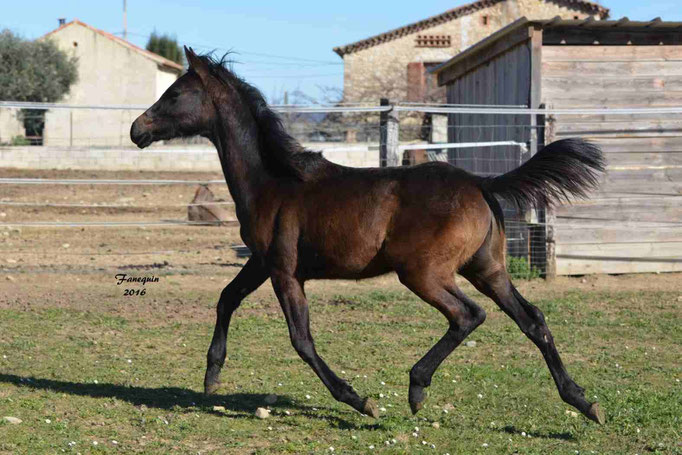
[{"xmin": 2, "ymin": 1, "xmax": 681, "ymax": 102}]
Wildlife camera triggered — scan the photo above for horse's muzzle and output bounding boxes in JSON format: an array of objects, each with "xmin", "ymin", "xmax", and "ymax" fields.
[{"xmin": 130, "ymin": 114, "xmax": 153, "ymax": 149}]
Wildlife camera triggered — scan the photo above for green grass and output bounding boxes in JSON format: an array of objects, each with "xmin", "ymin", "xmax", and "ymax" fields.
[{"xmin": 0, "ymin": 285, "xmax": 680, "ymax": 454}]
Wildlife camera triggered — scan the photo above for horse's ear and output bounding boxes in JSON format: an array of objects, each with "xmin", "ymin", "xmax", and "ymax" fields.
[{"xmin": 184, "ymin": 46, "xmax": 211, "ymax": 85}]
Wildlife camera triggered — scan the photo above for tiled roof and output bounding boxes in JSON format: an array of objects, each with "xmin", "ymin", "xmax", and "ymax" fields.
[
  {"xmin": 42, "ymin": 19, "xmax": 184, "ymax": 72},
  {"xmin": 333, "ymin": 0, "xmax": 609, "ymax": 56}
]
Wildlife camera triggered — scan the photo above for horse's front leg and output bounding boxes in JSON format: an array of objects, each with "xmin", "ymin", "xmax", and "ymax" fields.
[
  {"xmin": 270, "ymin": 270, "xmax": 379, "ymax": 417},
  {"xmin": 204, "ymin": 257, "xmax": 269, "ymax": 395}
]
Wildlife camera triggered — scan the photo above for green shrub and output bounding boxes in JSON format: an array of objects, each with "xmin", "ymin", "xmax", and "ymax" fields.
[
  {"xmin": 506, "ymin": 255, "xmax": 541, "ymax": 280},
  {"xmin": 10, "ymin": 135, "xmax": 30, "ymax": 145}
]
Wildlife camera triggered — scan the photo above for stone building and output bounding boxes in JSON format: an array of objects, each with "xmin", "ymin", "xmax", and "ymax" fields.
[
  {"xmin": 334, "ymin": 0, "xmax": 609, "ymax": 104},
  {"xmin": 5, "ymin": 19, "xmax": 183, "ymax": 146}
]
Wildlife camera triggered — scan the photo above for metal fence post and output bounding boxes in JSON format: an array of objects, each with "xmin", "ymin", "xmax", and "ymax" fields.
[{"xmin": 380, "ymin": 98, "xmax": 399, "ymax": 167}]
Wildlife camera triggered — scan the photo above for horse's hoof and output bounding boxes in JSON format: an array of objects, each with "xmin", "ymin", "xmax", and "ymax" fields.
[
  {"xmin": 408, "ymin": 386, "xmax": 426, "ymax": 415},
  {"xmin": 409, "ymin": 399, "xmax": 423, "ymax": 415},
  {"xmin": 204, "ymin": 381, "xmax": 221, "ymax": 395},
  {"xmin": 361, "ymin": 398, "xmax": 380, "ymax": 418},
  {"xmin": 584, "ymin": 402, "xmax": 605, "ymax": 424}
]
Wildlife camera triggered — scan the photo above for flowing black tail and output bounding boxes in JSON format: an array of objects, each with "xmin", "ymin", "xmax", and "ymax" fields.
[{"xmin": 479, "ymin": 138, "xmax": 605, "ymax": 212}]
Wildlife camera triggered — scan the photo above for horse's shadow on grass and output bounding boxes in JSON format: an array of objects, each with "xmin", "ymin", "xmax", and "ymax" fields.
[
  {"xmin": 498, "ymin": 424, "xmax": 575, "ymax": 441},
  {"xmin": 0, "ymin": 374, "xmax": 381, "ymax": 430}
]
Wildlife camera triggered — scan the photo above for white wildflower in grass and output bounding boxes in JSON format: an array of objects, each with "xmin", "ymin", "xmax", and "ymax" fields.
[
  {"xmin": 368, "ymin": 445, "xmax": 374, "ymax": 450},
  {"xmin": 92, "ymin": 441, "xmax": 98, "ymax": 446},
  {"xmin": 414, "ymin": 427, "xmax": 419, "ymax": 432},
  {"xmin": 482, "ymin": 443, "xmax": 489, "ymax": 448},
  {"xmin": 45, "ymin": 419, "xmax": 51, "ymax": 424},
  {"xmin": 380, "ymin": 381, "xmax": 385, "ymax": 385},
  {"xmin": 391, "ymin": 439, "xmax": 397, "ymax": 444},
  {"xmin": 477, "ymin": 393, "xmax": 483, "ymax": 399},
  {"xmin": 379, "ymin": 393, "xmax": 384, "ymax": 398},
  {"xmin": 521, "ymin": 432, "xmax": 527, "ymax": 437},
  {"xmin": 111, "ymin": 441, "xmax": 118, "ymax": 445},
  {"xmin": 412, "ymin": 432, "xmax": 419, "ymax": 438},
  {"xmin": 305, "ymin": 394, "xmax": 312, "ymax": 399},
  {"xmin": 328, "ymin": 447, "xmax": 334, "ymax": 452},
  {"xmin": 379, "ymin": 407, "xmax": 387, "ymax": 412},
  {"xmin": 351, "ymin": 435, "xmax": 357, "ymax": 440}
]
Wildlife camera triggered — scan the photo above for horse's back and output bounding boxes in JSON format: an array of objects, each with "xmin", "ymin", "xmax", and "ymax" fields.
[{"xmin": 289, "ymin": 162, "xmax": 491, "ymax": 279}]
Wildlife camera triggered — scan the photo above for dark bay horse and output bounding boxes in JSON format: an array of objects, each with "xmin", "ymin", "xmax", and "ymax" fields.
[{"xmin": 130, "ymin": 47, "xmax": 606, "ymax": 424}]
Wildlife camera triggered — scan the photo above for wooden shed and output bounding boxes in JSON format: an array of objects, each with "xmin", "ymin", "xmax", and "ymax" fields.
[{"xmin": 433, "ymin": 17, "xmax": 682, "ymax": 276}]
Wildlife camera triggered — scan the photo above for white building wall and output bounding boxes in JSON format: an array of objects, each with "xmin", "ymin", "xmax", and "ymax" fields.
[{"xmin": 41, "ymin": 23, "xmax": 179, "ymax": 146}]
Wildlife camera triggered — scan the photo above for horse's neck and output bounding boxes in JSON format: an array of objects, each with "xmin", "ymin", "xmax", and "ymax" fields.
[{"xmin": 211, "ymin": 111, "xmax": 270, "ymax": 227}]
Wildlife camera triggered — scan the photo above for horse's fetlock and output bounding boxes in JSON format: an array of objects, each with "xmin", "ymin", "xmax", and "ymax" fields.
[{"xmin": 409, "ymin": 368, "xmax": 430, "ymax": 388}]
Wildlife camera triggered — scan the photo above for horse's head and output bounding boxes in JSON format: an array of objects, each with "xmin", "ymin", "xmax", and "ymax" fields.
[{"xmin": 131, "ymin": 47, "xmax": 216, "ymax": 148}]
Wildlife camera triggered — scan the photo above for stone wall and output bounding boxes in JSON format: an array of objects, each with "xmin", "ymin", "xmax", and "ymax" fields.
[{"xmin": 341, "ymin": 0, "xmax": 597, "ymax": 103}]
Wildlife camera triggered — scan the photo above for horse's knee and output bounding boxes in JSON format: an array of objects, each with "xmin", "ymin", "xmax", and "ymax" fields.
[
  {"xmin": 291, "ymin": 336, "xmax": 315, "ymax": 363},
  {"xmin": 217, "ymin": 286, "xmax": 243, "ymax": 314}
]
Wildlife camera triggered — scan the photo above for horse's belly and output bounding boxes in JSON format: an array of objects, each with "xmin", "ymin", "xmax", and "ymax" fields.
[{"xmin": 297, "ymin": 235, "xmax": 390, "ymax": 279}]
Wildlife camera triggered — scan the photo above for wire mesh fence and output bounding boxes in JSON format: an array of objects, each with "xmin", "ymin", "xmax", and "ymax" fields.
[{"xmin": 1, "ymin": 101, "xmax": 681, "ymax": 277}]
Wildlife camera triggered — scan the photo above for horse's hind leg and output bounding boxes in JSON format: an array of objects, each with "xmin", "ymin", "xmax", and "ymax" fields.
[
  {"xmin": 399, "ymin": 270, "xmax": 486, "ymax": 414},
  {"xmin": 204, "ymin": 257, "xmax": 269, "ymax": 395},
  {"xmin": 460, "ymin": 241, "xmax": 604, "ymax": 424}
]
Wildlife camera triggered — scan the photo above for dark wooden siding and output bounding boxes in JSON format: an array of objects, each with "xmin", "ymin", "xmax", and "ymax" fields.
[
  {"xmin": 445, "ymin": 39, "xmax": 540, "ymax": 266},
  {"xmin": 445, "ymin": 41, "xmax": 533, "ymax": 175}
]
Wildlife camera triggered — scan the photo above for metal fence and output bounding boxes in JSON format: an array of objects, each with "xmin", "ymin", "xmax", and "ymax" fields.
[{"xmin": 1, "ymin": 101, "xmax": 681, "ymax": 278}]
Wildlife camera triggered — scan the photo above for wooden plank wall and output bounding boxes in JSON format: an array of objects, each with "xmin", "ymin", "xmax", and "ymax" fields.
[
  {"xmin": 542, "ymin": 45, "xmax": 682, "ymax": 274},
  {"xmin": 446, "ymin": 40, "xmax": 536, "ymax": 262}
]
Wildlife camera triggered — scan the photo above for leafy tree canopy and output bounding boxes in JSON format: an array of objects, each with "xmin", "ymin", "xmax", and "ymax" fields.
[
  {"xmin": 146, "ymin": 31, "xmax": 184, "ymax": 65},
  {"xmin": 0, "ymin": 29, "xmax": 78, "ymax": 102}
]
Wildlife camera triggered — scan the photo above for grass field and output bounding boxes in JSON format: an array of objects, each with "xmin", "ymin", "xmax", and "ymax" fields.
[
  {"xmin": 1, "ymin": 270, "xmax": 680, "ymax": 454},
  {"xmin": 0, "ymin": 169, "xmax": 680, "ymax": 454}
]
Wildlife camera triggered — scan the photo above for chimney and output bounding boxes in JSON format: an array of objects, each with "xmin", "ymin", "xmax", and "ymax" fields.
[{"xmin": 58, "ymin": 18, "xmax": 66, "ymax": 26}]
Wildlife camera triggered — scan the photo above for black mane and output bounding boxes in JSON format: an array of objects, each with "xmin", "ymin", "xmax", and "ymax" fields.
[{"xmin": 196, "ymin": 54, "xmax": 339, "ymax": 181}]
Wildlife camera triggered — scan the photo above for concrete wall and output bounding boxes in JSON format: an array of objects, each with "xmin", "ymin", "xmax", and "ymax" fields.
[
  {"xmin": 41, "ymin": 23, "xmax": 180, "ymax": 147},
  {"xmin": 341, "ymin": 0, "xmax": 596, "ymax": 103},
  {"xmin": 0, "ymin": 110, "xmax": 24, "ymax": 145},
  {"xmin": 0, "ymin": 143, "xmax": 380, "ymax": 172}
]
